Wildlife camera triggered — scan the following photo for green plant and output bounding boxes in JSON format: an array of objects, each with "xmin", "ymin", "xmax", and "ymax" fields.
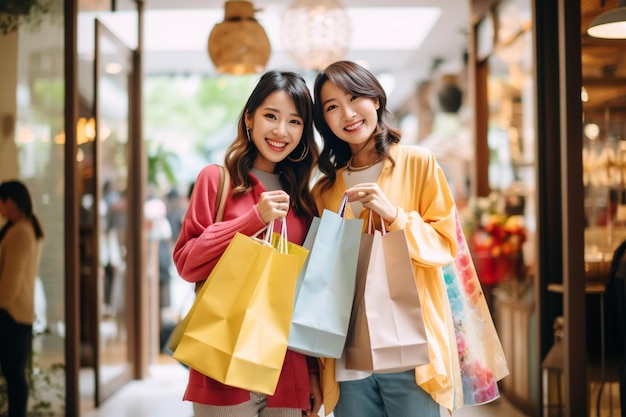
[
  {"xmin": 0, "ymin": 342, "xmax": 65, "ymax": 416},
  {"xmin": 147, "ymin": 142, "xmax": 179, "ymax": 189},
  {"xmin": 0, "ymin": 0, "xmax": 53, "ymax": 34}
]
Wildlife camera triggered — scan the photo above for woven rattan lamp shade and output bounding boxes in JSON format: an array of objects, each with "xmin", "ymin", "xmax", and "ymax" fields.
[{"xmin": 208, "ymin": 1, "xmax": 271, "ymax": 74}]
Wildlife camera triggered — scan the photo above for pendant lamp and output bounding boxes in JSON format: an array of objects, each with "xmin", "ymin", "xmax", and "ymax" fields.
[
  {"xmin": 587, "ymin": 0, "xmax": 626, "ymax": 39},
  {"xmin": 208, "ymin": 1, "xmax": 271, "ymax": 74},
  {"xmin": 281, "ymin": 0, "xmax": 351, "ymax": 71}
]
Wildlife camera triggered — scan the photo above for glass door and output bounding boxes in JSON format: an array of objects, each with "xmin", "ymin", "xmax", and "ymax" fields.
[{"xmin": 91, "ymin": 19, "xmax": 135, "ymax": 405}]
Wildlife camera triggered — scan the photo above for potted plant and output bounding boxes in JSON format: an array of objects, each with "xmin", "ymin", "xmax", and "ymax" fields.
[
  {"xmin": 0, "ymin": 340, "xmax": 65, "ymax": 416},
  {"xmin": 0, "ymin": 0, "xmax": 53, "ymax": 34}
]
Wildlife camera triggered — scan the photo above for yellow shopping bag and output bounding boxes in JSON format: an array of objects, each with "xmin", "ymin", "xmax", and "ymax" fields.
[
  {"xmin": 173, "ymin": 220, "xmax": 304, "ymax": 395},
  {"xmin": 271, "ymin": 230, "xmax": 309, "ymax": 277}
]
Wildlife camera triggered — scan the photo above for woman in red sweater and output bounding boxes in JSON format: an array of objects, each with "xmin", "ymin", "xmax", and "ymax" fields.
[{"xmin": 173, "ymin": 71, "xmax": 322, "ymax": 417}]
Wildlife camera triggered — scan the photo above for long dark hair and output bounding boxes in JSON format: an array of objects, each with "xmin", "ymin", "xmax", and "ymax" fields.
[
  {"xmin": 0, "ymin": 180, "xmax": 44, "ymax": 242},
  {"xmin": 313, "ymin": 60, "xmax": 401, "ymax": 190},
  {"xmin": 224, "ymin": 70, "xmax": 319, "ymax": 218}
]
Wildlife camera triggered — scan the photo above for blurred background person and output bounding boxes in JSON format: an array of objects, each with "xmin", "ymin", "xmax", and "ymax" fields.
[
  {"xmin": 0, "ymin": 180, "xmax": 45, "ymax": 417},
  {"xmin": 418, "ymin": 80, "xmax": 472, "ymax": 208},
  {"xmin": 144, "ymin": 193, "xmax": 175, "ymax": 352}
]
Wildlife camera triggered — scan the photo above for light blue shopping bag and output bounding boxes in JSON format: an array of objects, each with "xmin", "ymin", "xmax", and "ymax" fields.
[{"xmin": 288, "ymin": 195, "xmax": 363, "ymax": 358}]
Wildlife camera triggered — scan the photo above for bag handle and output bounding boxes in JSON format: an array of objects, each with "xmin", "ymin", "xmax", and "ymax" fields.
[
  {"xmin": 270, "ymin": 219, "xmax": 289, "ymax": 254},
  {"xmin": 366, "ymin": 210, "xmax": 387, "ymax": 236},
  {"xmin": 255, "ymin": 220, "xmax": 275, "ymax": 247},
  {"xmin": 339, "ymin": 194, "xmax": 349, "ymax": 218},
  {"xmin": 215, "ymin": 165, "xmax": 230, "ymax": 223},
  {"xmin": 252, "ymin": 218, "xmax": 289, "ymax": 253},
  {"xmin": 278, "ymin": 218, "xmax": 288, "ymax": 254},
  {"xmin": 195, "ymin": 165, "xmax": 230, "ymax": 293}
]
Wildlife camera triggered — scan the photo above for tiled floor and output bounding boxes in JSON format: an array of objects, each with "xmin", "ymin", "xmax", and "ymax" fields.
[
  {"xmin": 82, "ymin": 357, "xmax": 531, "ymax": 417},
  {"xmin": 82, "ymin": 360, "xmax": 193, "ymax": 417}
]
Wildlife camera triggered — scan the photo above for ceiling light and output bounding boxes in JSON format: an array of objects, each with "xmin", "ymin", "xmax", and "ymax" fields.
[
  {"xmin": 105, "ymin": 62, "xmax": 123, "ymax": 74},
  {"xmin": 208, "ymin": 1, "xmax": 271, "ymax": 74},
  {"xmin": 584, "ymin": 123, "xmax": 600, "ymax": 140},
  {"xmin": 587, "ymin": 0, "xmax": 626, "ymax": 39},
  {"xmin": 281, "ymin": 0, "xmax": 351, "ymax": 71}
]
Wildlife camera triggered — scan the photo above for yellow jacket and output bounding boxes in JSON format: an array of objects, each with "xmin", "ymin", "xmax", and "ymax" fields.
[{"xmin": 311, "ymin": 144, "xmax": 463, "ymax": 414}]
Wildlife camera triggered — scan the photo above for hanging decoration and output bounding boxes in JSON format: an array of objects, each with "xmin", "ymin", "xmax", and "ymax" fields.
[
  {"xmin": 281, "ymin": 0, "xmax": 351, "ymax": 71},
  {"xmin": 208, "ymin": 1, "xmax": 271, "ymax": 75}
]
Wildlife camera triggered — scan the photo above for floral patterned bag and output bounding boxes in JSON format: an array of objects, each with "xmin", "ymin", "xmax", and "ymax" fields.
[{"xmin": 441, "ymin": 211, "xmax": 510, "ymax": 405}]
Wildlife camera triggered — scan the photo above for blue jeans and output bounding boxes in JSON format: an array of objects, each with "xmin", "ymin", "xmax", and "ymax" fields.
[{"xmin": 333, "ymin": 370, "xmax": 439, "ymax": 417}]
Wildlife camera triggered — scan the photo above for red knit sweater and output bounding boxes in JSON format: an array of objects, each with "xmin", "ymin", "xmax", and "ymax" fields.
[{"xmin": 173, "ymin": 164, "xmax": 316, "ymax": 409}]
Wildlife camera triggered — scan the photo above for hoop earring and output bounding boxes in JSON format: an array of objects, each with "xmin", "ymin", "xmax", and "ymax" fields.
[
  {"xmin": 246, "ymin": 128, "xmax": 252, "ymax": 142},
  {"xmin": 287, "ymin": 143, "xmax": 309, "ymax": 163}
]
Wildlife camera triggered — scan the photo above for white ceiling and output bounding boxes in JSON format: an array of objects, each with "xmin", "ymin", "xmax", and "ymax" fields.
[{"xmin": 141, "ymin": 0, "xmax": 470, "ymax": 111}]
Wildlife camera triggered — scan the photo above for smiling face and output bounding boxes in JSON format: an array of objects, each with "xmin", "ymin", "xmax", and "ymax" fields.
[
  {"xmin": 245, "ymin": 90, "xmax": 304, "ymax": 173},
  {"xmin": 319, "ymin": 80, "xmax": 380, "ymax": 152}
]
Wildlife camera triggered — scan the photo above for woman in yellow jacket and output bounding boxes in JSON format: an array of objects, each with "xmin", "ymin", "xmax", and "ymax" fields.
[{"xmin": 311, "ymin": 61, "xmax": 461, "ymax": 417}]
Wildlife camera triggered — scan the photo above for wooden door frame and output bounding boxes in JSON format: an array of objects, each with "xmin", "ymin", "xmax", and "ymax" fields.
[{"xmin": 65, "ymin": 2, "xmax": 146, "ymax": 414}]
